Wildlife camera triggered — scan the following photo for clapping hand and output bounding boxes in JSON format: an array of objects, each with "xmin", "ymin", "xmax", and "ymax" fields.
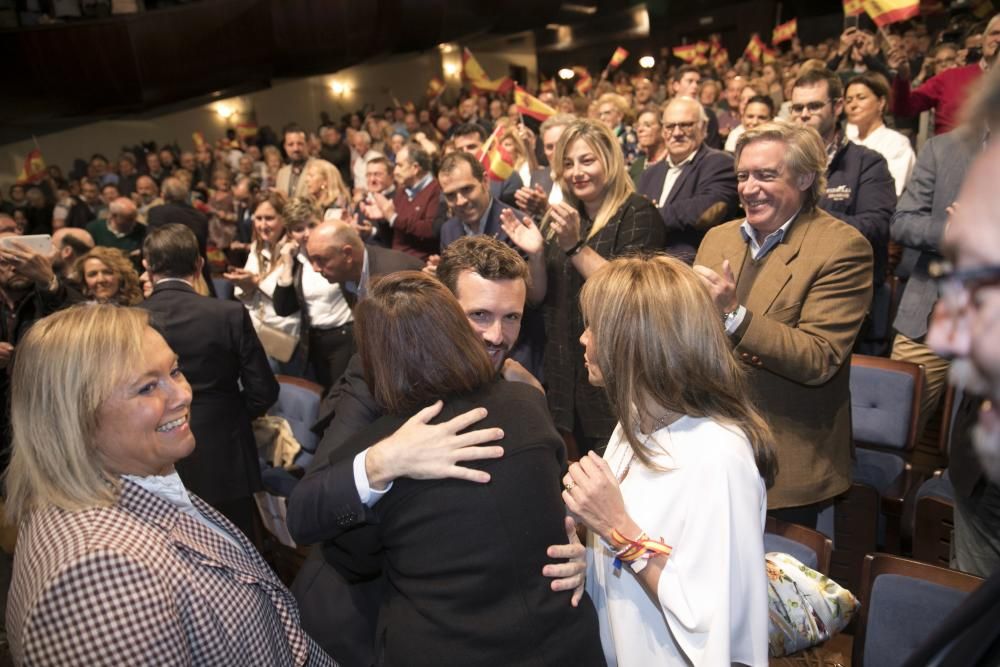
[{"xmin": 500, "ymin": 208, "xmax": 544, "ymax": 256}]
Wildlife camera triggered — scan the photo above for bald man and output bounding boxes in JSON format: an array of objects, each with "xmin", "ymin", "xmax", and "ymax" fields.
[
  {"xmin": 637, "ymin": 96, "xmax": 739, "ymax": 262},
  {"xmin": 50, "ymin": 228, "xmax": 95, "ymax": 280},
  {"xmin": 290, "ymin": 221, "xmax": 422, "ymax": 309},
  {"xmin": 87, "ymin": 197, "xmax": 146, "ymax": 273}
]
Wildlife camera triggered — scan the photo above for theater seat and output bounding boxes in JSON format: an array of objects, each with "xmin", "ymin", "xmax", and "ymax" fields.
[
  {"xmin": 269, "ymin": 375, "xmax": 323, "ymax": 467},
  {"xmin": 912, "ymin": 470, "xmax": 955, "ymax": 567},
  {"xmin": 765, "ymin": 516, "xmax": 832, "ymax": 574},
  {"xmin": 852, "ymin": 553, "xmax": 982, "ymax": 667}
]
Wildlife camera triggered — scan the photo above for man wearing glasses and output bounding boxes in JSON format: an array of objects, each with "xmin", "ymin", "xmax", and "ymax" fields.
[
  {"xmin": 637, "ymin": 96, "xmax": 739, "ymax": 263},
  {"xmin": 790, "ymin": 68, "xmax": 895, "ymax": 287}
]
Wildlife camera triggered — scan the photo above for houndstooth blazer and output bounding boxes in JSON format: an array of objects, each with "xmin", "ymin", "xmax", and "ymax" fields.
[{"xmin": 6, "ymin": 479, "xmax": 335, "ymax": 666}]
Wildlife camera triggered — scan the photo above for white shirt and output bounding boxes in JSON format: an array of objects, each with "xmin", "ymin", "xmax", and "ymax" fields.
[
  {"xmin": 297, "ymin": 253, "xmax": 352, "ymax": 328},
  {"xmin": 236, "ymin": 243, "xmax": 301, "ymax": 337},
  {"xmin": 657, "ymin": 151, "xmax": 698, "ymax": 207},
  {"xmin": 845, "ymin": 123, "xmax": 916, "ymax": 197},
  {"xmin": 586, "ymin": 417, "xmax": 769, "ymax": 667},
  {"xmin": 352, "ymin": 149, "xmax": 383, "ymax": 193},
  {"xmin": 724, "ymin": 124, "xmax": 745, "ymax": 153}
]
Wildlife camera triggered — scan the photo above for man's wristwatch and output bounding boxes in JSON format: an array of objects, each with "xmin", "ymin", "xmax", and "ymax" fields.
[{"xmin": 722, "ymin": 306, "xmax": 741, "ymax": 329}]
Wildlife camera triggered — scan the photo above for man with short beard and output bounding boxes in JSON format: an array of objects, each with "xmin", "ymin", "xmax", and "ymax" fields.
[
  {"xmin": 133, "ymin": 174, "xmax": 162, "ymax": 224},
  {"xmin": 277, "ymin": 123, "xmax": 316, "ymax": 197}
]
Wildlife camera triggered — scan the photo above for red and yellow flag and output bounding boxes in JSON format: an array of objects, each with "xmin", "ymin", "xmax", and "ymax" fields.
[
  {"xmin": 844, "ymin": 0, "xmax": 865, "ymax": 15},
  {"xmin": 514, "ymin": 86, "xmax": 556, "ymax": 122},
  {"xmin": 235, "ymin": 122, "xmax": 258, "ymax": 142},
  {"xmin": 672, "ymin": 43, "xmax": 699, "ymax": 63},
  {"xmin": 426, "ymin": 77, "xmax": 445, "ymax": 99},
  {"xmin": 573, "ymin": 66, "xmax": 593, "ymax": 94},
  {"xmin": 743, "ymin": 34, "xmax": 767, "ymax": 64},
  {"xmin": 462, "ymin": 48, "xmax": 514, "ymax": 94},
  {"xmin": 477, "ymin": 124, "xmax": 515, "ymax": 182},
  {"xmin": 695, "ymin": 41, "xmax": 711, "ymax": 55},
  {"xmin": 762, "ymin": 43, "xmax": 778, "ymax": 64},
  {"xmin": 772, "ymin": 18, "xmax": 798, "ymax": 44},
  {"xmin": 608, "ymin": 46, "xmax": 629, "ymax": 69},
  {"xmin": 712, "ymin": 47, "xmax": 731, "ymax": 70},
  {"xmin": 192, "ymin": 131, "xmax": 207, "ymax": 151},
  {"xmin": 863, "ymin": 0, "xmax": 920, "ymax": 26},
  {"xmin": 15, "ymin": 149, "xmax": 46, "ymax": 185}
]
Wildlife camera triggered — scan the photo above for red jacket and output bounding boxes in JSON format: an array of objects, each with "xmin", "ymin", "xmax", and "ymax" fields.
[
  {"xmin": 391, "ymin": 178, "xmax": 441, "ymax": 260},
  {"xmin": 892, "ymin": 63, "xmax": 982, "ymax": 135}
]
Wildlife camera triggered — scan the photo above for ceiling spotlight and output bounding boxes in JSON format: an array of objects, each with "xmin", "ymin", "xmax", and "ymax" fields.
[
  {"xmin": 558, "ymin": 68, "xmax": 575, "ymax": 80},
  {"xmin": 639, "ymin": 56, "xmax": 655, "ymax": 69},
  {"xmin": 215, "ymin": 103, "xmax": 235, "ymax": 120},
  {"xmin": 330, "ymin": 81, "xmax": 345, "ymax": 95}
]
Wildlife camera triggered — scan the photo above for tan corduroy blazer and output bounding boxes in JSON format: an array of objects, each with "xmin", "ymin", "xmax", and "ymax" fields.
[{"xmin": 695, "ymin": 207, "xmax": 874, "ymax": 508}]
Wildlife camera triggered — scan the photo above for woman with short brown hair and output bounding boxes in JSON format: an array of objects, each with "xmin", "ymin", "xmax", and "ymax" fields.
[{"xmin": 327, "ymin": 271, "xmax": 606, "ymax": 667}]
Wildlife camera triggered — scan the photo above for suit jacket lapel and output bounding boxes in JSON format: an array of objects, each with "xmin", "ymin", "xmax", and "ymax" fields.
[
  {"xmin": 745, "ymin": 211, "xmax": 808, "ymax": 316},
  {"xmin": 666, "ymin": 145, "xmax": 704, "ymax": 206}
]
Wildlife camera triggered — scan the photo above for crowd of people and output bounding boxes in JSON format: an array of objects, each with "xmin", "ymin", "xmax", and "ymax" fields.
[{"xmin": 1, "ymin": 5, "xmax": 1000, "ymax": 665}]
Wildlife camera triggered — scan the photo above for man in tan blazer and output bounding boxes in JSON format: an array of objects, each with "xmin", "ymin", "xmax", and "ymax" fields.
[{"xmin": 694, "ymin": 121, "xmax": 873, "ymax": 526}]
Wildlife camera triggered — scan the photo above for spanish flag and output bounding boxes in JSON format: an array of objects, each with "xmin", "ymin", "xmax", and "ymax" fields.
[
  {"xmin": 844, "ymin": 0, "xmax": 865, "ymax": 15},
  {"xmin": 672, "ymin": 43, "xmax": 699, "ymax": 63},
  {"xmin": 426, "ymin": 77, "xmax": 445, "ymax": 99},
  {"xmin": 573, "ymin": 67, "xmax": 593, "ymax": 94},
  {"xmin": 712, "ymin": 47, "xmax": 730, "ymax": 70},
  {"xmin": 743, "ymin": 34, "xmax": 767, "ymax": 64},
  {"xmin": 695, "ymin": 41, "xmax": 711, "ymax": 55},
  {"xmin": 192, "ymin": 131, "xmax": 207, "ymax": 151},
  {"xmin": 477, "ymin": 124, "xmax": 515, "ymax": 182},
  {"xmin": 15, "ymin": 149, "xmax": 46, "ymax": 185},
  {"xmin": 772, "ymin": 18, "xmax": 798, "ymax": 44},
  {"xmin": 462, "ymin": 48, "xmax": 514, "ymax": 94},
  {"xmin": 514, "ymin": 86, "xmax": 556, "ymax": 122},
  {"xmin": 608, "ymin": 46, "xmax": 629, "ymax": 69},
  {"xmin": 863, "ymin": 0, "xmax": 920, "ymax": 26}
]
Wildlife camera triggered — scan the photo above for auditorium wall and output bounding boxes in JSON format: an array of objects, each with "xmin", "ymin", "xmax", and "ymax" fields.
[{"xmin": 0, "ymin": 33, "xmax": 536, "ymax": 186}]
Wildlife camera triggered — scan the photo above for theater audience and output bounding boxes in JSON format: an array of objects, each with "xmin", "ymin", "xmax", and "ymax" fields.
[
  {"xmin": 3, "ymin": 305, "xmax": 331, "ymax": 666},
  {"xmin": 567, "ymin": 255, "xmax": 774, "ymax": 665},
  {"xmin": 724, "ymin": 94, "xmax": 775, "ymax": 153},
  {"xmin": 72, "ymin": 246, "xmax": 143, "ymax": 306}
]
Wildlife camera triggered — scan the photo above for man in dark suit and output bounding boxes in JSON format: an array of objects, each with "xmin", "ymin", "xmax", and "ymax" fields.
[
  {"xmin": 140, "ymin": 223, "xmax": 278, "ymax": 537},
  {"xmin": 147, "ymin": 176, "xmax": 215, "ymax": 295},
  {"xmin": 694, "ymin": 121, "xmax": 873, "ymax": 528},
  {"xmin": 790, "ymin": 68, "xmax": 895, "ymax": 285},
  {"xmin": 638, "ymin": 97, "xmax": 739, "ymax": 263}
]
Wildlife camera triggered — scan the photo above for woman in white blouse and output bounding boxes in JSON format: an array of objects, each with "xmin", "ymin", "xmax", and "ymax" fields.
[
  {"xmin": 563, "ymin": 255, "xmax": 776, "ymax": 666},
  {"xmin": 844, "ymin": 71, "xmax": 916, "ymax": 197},
  {"xmin": 224, "ymin": 191, "xmax": 301, "ymax": 369}
]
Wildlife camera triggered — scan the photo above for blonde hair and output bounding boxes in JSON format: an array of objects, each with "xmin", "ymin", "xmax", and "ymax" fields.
[
  {"xmin": 305, "ymin": 159, "xmax": 351, "ymax": 210},
  {"xmin": 597, "ymin": 92, "xmax": 632, "ymax": 123},
  {"xmin": 580, "ymin": 255, "xmax": 776, "ymax": 486},
  {"xmin": 735, "ymin": 120, "xmax": 827, "ymax": 212},
  {"xmin": 4, "ymin": 306, "xmax": 153, "ymax": 521},
  {"xmin": 553, "ymin": 119, "xmax": 634, "ymax": 240},
  {"xmin": 72, "ymin": 246, "xmax": 143, "ymax": 306}
]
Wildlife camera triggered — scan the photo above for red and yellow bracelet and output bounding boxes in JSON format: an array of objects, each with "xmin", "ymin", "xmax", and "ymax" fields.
[{"xmin": 609, "ymin": 528, "xmax": 673, "ymax": 573}]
